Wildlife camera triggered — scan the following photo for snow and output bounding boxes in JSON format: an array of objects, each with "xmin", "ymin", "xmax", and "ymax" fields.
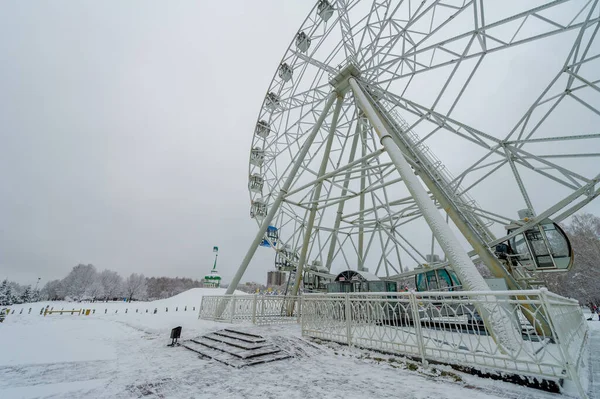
[{"xmin": 1, "ymin": 289, "xmax": 597, "ymax": 398}]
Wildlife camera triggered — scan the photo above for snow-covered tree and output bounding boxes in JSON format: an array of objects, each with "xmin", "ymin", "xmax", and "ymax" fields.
[
  {"xmin": 85, "ymin": 278, "xmax": 105, "ymax": 301},
  {"xmin": 99, "ymin": 270, "xmax": 123, "ymax": 301},
  {"xmin": 544, "ymin": 213, "xmax": 600, "ymax": 304},
  {"xmin": 42, "ymin": 279, "xmax": 65, "ymax": 300},
  {"xmin": 20, "ymin": 285, "xmax": 32, "ymax": 304},
  {"xmin": 124, "ymin": 273, "xmax": 147, "ymax": 302},
  {"xmin": 0, "ymin": 279, "xmax": 10, "ymax": 306},
  {"xmin": 4, "ymin": 283, "xmax": 15, "ymax": 306},
  {"xmin": 62, "ymin": 264, "xmax": 97, "ymax": 299},
  {"xmin": 31, "ymin": 288, "xmax": 42, "ymax": 302}
]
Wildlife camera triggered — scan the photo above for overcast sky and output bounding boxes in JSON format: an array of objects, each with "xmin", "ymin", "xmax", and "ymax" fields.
[
  {"xmin": 0, "ymin": 0, "xmax": 314, "ymax": 285},
  {"xmin": 1, "ymin": 1, "xmax": 599, "ymax": 287}
]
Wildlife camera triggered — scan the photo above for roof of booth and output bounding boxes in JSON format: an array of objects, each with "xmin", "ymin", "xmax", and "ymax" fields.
[{"xmin": 334, "ymin": 270, "xmax": 380, "ymax": 282}]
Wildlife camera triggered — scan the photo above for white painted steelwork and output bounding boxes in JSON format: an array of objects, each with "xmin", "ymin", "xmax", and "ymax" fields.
[{"xmin": 239, "ymin": 0, "xmax": 600, "ymax": 291}]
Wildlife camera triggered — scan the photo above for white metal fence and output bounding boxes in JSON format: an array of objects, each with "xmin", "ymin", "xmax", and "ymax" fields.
[
  {"xmin": 301, "ymin": 289, "xmax": 588, "ymax": 395},
  {"xmin": 199, "ymin": 295, "xmax": 301, "ymax": 325},
  {"xmin": 198, "ymin": 290, "xmax": 588, "ymax": 395}
]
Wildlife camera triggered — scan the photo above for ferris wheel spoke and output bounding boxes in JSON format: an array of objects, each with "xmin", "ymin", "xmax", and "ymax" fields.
[
  {"xmin": 565, "ymin": 3, "xmax": 600, "ymax": 88},
  {"xmin": 356, "ymin": 0, "xmax": 411, "ymax": 68},
  {"xmin": 355, "ymin": 0, "xmax": 390, "ymax": 60},
  {"xmin": 361, "ymin": 0, "xmax": 472, "ymax": 77},
  {"xmin": 360, "ymin": 0, "xmax": 451, "ymax": 74},
  {"xmin": 507, "ymin": 144, "xmax": 592, "ymax": 185},
  {"xmin": 367, "ymin": 3, "xmax": 599, "ymax": 86},
  {"xmin": 336, "ymin": 0, "xmax": 358, "ymax": 62},
  {"xmin": 506, "ymin": 16, "xmax": 600, "ymax": 147},
  {"xmin": 373, "ymin": 88, "xmax": 500, "ymax": 149},
  {"xmin": 292, "ymin": 51, "xmax": 337, "ymax": 76},
  {"xmin": 506, "ymin": 132, "xmax": 600, "ymax": 145},
  {"xmin": 553, "ymin": 182, "xmax": 600, "ymax": 223},
  {"xmin": 460, "ymin": 204, "xmax": 514, "ymax": 227},
  {"xmin": 455, "ymin": 160, "xmax": 508, "ymax": 198}
]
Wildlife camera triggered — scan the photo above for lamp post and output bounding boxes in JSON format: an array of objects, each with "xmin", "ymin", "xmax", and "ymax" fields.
[{"xmin": 212, "ymin": 246, "xmax": 219, "ymax": 271}]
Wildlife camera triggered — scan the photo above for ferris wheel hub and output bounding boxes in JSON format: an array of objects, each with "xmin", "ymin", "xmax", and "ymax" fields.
[{"xmin": 329, "ymin": 63, "xmax": 361, "ymax": 94}]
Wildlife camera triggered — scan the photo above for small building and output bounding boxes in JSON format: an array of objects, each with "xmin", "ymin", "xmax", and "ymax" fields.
[
  {"xmin": 203, "ymin": 265, "xmax": 221, "ymax": 288},
  {"xmin": 327, "ymin": 270, "xmax": 397, "ymax": 293},
  {"xmin": 267, "ymin": 270, "xmax": 286, "ymax": 287}
]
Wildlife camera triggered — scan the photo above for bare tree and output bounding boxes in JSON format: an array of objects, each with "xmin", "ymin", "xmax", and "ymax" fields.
[{"xmin": 124, "ymin": 273, "xmax": 147, "ymax": 302}]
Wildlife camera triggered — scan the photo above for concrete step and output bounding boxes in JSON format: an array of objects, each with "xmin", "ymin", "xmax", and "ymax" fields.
[
  {"xmin": 191, "ymin": 337, "xmax": 282, "ymax": 359},
  {"xmin": 214, "ymin": 329, "xmax": 267, "ymax": 344},
  {"xmin": 181, "ymin": 340, "xmax": 242, "ymax": 367},
  {"xmin": 204, "ymin": 333, "xmax": 270, "ymax": 350},
  {"xmin": 182, "ymin": 338, "xmax": 291, "ymax": 368}
]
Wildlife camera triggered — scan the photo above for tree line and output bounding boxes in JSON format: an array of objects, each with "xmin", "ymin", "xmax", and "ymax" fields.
[
  {"xmin": 2, "ymin": 212, "xmax": 599, "ymax": 307},
  {"xmin": 0, "ymin": 265, "xmax": 205, "ymax": 306}
]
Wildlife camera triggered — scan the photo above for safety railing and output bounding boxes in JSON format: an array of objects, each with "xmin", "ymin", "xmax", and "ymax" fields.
[
  {"xmin": 301, "ymin": 289, "xmax": 588, "ymax": 393},
  {"xmin": 199, "ymin": 295, "xmax": 301, "ymax": 325}
]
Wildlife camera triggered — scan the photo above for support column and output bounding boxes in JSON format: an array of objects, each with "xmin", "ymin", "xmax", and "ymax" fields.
[
  {"xmin": 358, "ymin": 116, "xmax": 367, "ymax": 271},
  {"xmin": 224, "ymin": 92, "xmax": 338, "ymax": 296},
  {"xmin": 349, "ymin": 77, "xmax": 521, "ymax": 352},
  {"xmin": 290, "ymin": 94, "xmax": 345, "ymax": 298},
  {"xmin": 325, "ymin": 117, "xmax": 361, "ymax": 271}
]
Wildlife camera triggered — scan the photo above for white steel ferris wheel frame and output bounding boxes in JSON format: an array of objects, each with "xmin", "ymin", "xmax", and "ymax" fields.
[{"xmin": 227, "ymin": 0, "xmax": 600, "ymax": 297}]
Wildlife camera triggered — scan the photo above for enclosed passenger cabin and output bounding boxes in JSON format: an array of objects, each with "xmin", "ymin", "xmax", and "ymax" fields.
[
  {"xmin": 250, "ymin": 148, "xmax": 265, "ymax": 166},
  {"xmin": 275, "ymin": 245, "xmax": 299, "ymax": 272},
  {"xmin": 507, "ymin": 222, "xmax": 573, "ymax": 271},
  {"xmin": 278, "ymin": 63, "xmax": 293, "ymax": 82},
  {"xmin": 317, "ymin": 0, "xmax": 334, "ymax": 22},
  {"xmin": 295, "ymin": 32, "xmax": 311, "ymax": 53},
  {"xmin": 260, "ymin": 225, "xmax": 279, "ymax": 247},
  {"xmin": 303, "ymin": 260, "xmax": 331, "ymax": 292},
  {"xmin": 505, "ymin": 212, "xmax": 573, "ymax": 272},
  {"xmin": 248, "ymin": 173, "xmax": 264, "ymax": 193},
  {"xmin": 255, "ymin": 120, "xmax": 270, "ymax": 138},
  {"xmin": 265, "ymin": 92, "xmax": 280, "ymax": 110},
  {"xmin": 327, "ymin": 270, "xmax": 397, "ymax": 293},
  {"xmin": 415, "ymin": 267, "xmax": 461, "ymax": 292},
  {"xmin": 250, "ymin": 199, "xmax": 267, "ymax": 220}
]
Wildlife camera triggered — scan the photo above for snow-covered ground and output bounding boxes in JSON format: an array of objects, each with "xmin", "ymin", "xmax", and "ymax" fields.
[{"xmin": 1, "ymin": 290, "xmax": 598, "ymax": 399}]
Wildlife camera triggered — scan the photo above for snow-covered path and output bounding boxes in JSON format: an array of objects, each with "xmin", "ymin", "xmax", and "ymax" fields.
[
  {"xmin": 1, "ymin": 295, "xmax": 597, "ymax": 398},
  {"xmin": 588, "ymin": 316, "xmax": 600, "ymax": 399}
]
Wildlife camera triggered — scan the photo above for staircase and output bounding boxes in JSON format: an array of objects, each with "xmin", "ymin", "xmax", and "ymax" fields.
[{"xmin": 182, "ymin": 328, "xmax": 291, "ymax": 368}]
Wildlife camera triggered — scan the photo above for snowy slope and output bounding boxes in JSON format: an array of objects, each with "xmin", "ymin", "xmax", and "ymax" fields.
[
  {"xmin": 150, "ymin": 287, "xmax": 247, "ymax": 307},
  {"xmin": 4, "ymin": 287, "xmax": 246, "ymax": 316}
]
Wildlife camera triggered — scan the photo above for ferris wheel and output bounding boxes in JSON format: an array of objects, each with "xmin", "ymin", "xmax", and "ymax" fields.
[{"xmin": 228, "ymin": 0, "xmax": 600, "ymax": 295}]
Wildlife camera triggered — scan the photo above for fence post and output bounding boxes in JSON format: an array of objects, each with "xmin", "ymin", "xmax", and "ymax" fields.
[
  {"xmin": 345, "ymin": 294, "xmax": 352, "ymax": 346},
  {"xmin": 539, "ymin": 289, "xmax": 587, "ymax": 399},
  {"xmin": 409, "ymin": 292, "xmax": 427, "ymax": 366},
  {"xmin": 297, "ymin": 295, "xmax": 303, "ymax": 324},
  {"xmin": 209, "ymin": 298, "xmax": 217, "ymax": 319},
  {"xmin": 252, "ymin": 294, "xmax": 257, "ymax": 325},
  {"xmin": 231, "ymin": 296, "xmax": 237, "ymax": 323}
]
